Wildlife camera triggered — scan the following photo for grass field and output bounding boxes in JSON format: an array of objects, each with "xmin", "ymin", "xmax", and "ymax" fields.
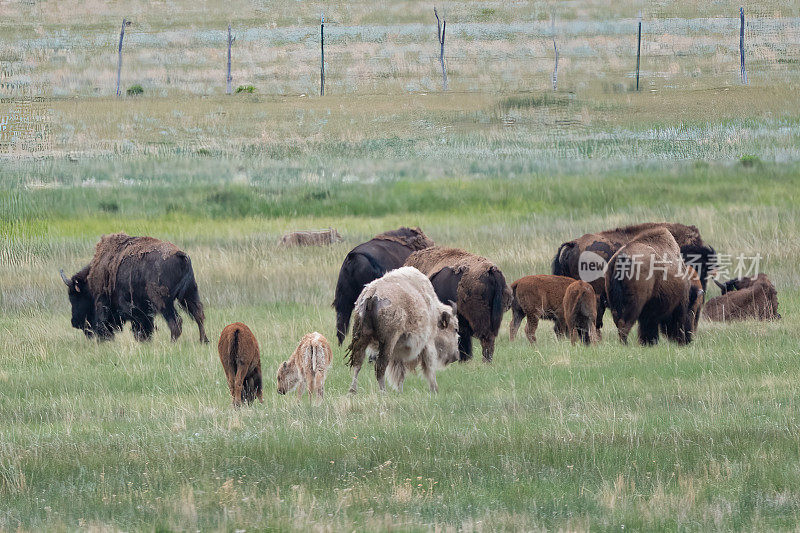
[{"xmin": 3, "ymin": 0, "xmax": 800, "ymax": 530}]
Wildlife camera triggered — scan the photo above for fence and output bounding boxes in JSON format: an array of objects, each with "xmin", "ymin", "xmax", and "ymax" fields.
[{"xmin": 0, "ymin": 7, "xmax": 798, "ymax": 99}]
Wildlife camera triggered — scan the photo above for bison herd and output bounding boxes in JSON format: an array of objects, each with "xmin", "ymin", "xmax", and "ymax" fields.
[{"xmin": 61, "ymin": 223, "xmax": 781, "ymax": 401}]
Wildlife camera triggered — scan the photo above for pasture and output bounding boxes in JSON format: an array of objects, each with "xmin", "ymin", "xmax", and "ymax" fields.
[{"xmin": 2, "ymin": 0, "xmax": 800, "ymax": 530}]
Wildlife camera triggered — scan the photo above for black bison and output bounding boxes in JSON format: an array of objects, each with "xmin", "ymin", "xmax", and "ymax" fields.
[
  {"xmin": 605, "ymin": 227, "xmax": 703, "ymax": 345},
  {"xmin": 704, "ymin": 274, "xmax": 779, "ymax": 321},
  {"xmin": 60, "ymin": 233, "xmax": 208, "ymax": 342},
  {"xmin": 332, "ymin": 226, "xmax": 433, "ymax": 345},
  {"xmin": 552, "ymin": 222, "xmax": 716, "ymax": 329},
  {"xmin": 218, "ymin": 322, "xmax": 263, "ymax": 406},
  {"xmin": 405, "ymin": 247, "xmax": 512, "ymax": 362}
]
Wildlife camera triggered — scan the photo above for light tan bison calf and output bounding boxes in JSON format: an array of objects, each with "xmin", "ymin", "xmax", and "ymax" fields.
[
  {"xmin": 347, "ymin": 266, "xmax": 460, "ymax": 394},
  {"xmin": 509, "ymin": 274, "xmax": 577, "ymax": 343},
  {"xmin": 276, "ymin": 332, "xmax": 333, "ymax": 400},
  {"xmin": 218, "ymin": 323, "xmax": 263, "ymax": 407},
  {"xmin": 563, "ymin": 280, "xmax": 599, "ymax": 345}
]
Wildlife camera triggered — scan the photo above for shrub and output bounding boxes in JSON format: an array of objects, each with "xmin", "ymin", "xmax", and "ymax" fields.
[
  {"xmin": 235, "ymin": 85, "xmax": 255, "ymax": 94},
  {"xmin": 126, "ymin": 84, "xmax": 144, "ymax": 96},
  {"xmin": 740, "ymin": 154, "xmax": 761, "ymax": 168}
]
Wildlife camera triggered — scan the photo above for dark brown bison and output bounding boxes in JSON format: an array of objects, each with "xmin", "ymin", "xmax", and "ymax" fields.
[
  {"xmin": 605, "ymin": 227, "xmax": 703, "ymax": 345},
  {"xmin": 60, "ymin": 233, "xmax": 208, "ymax": 343},
  {"xmin": 563, "ymin": 280, "xmax": 599, "ymax": 345},
  {"xmin": 405, "ymin": 247, "xmax": 512, "ymax": 362},
  {"xmin": 218, "ymin": 322, "xmax": 263, "ymax": 406},
  {"xmin": 552, "ymin": 222, "xmax": 716, "ymax": 329},
  {"xmin": 704, "ymin": 274, "xmax": 779, "ymax": 321},
  {"xmin": 332, "ymin": 227, "xmax": 433, "ymax": 345},
  {"xmin": 713, "ymin": 273, "xmax": 771, "ymax": 295},
  {"xmin": 508, "ymin": 275, "xmax": 575, "ymax": 343}
]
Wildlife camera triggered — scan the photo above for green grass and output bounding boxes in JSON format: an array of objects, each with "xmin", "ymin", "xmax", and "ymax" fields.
[
  {"xmin": 2, "ymin": 160, "xmax": 800, "ymax": 529},
  {"xmin": 2, "ymin": 0, "xmax": 800, "ymax": 525}
]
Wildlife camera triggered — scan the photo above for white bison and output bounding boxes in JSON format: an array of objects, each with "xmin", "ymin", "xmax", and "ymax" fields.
[{"xmin": 346, "ymin": 266, "xmax": 459, "ymax": 393}]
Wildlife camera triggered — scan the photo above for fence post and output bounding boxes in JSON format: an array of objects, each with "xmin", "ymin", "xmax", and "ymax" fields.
[
  {"xmin": 636, "ymin": 11, "xmax": 642, "ymax": 91},
  {"xmin": 434, "ymin": 7, "xmax": 447, "ymax": 91},
  {"xmin": 116, "ymin": 18, "xmax": 128, "ymax": 97},
  {"xmin": 320, "ymin": 13, "xmax": 325, "ymax": 96},
  {"xmin": 551, "ymin": 15, "xmax": 558, "ymax": 91},
  {"xmin": 226, "ymin": 24, "xmax": 235, "ymax": 94},
  {"xmin": 739, "ymin": 7, "xmax": 748, "ymax": 84}
]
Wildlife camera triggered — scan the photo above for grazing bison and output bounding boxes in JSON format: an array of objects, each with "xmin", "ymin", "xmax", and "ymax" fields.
[
  {"xmin": 218, "ymin": 322, "xmax": 263, "ymax": 407},
  {"xmin": 704, "ymin": 275, "xmax": 779, "ymax": 321},
  {"xmin": 405, "ymin": 247, "xmax": 512, "ymax": 362},
  {"xmin": 552, "ymin": 222, "xmax": 716, "ymax": 329},
  {"xmin": 60, "ymin": 233, "xmax": 208, "ymax": 342},
  {"xmin": 332, "ymin": 227, "xmax": 434, "ymax": 345},
  {"xmin": 563, "ymin": 280, "xmax": 599, "ymax": 346},
  {"xmin": 508, "ymin": 275, "xmax": 575, "ymax": 343},
  {"xmin": 280, "ymin": 228, "xmax": 342, "ymax": 247},
  {"xmin": 605, "ymin": 227, "xmax": 702, "ymax": 345},
  {"xmin": 277, "ymin": 332, "xmax": 333, "ymax": 400},
  {"xmin": 346, "ymin": 267, "xmax": 459, "ymax": 394}
]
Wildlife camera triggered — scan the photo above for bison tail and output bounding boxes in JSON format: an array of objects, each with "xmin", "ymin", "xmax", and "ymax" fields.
[
  {"xmin": 172, "ymin": 253, "xmax": 197, "ymax": 302},
  {"xmin": 345, "ymin": 295, "xmax": 377, "ymax": 368},
  {"xmin": 551, "ymin": 241, "xmax": 576, "ymax": 276},
  {"xmin": 488, "ymin": 270, "xmax": 507, "ymax": 335}
]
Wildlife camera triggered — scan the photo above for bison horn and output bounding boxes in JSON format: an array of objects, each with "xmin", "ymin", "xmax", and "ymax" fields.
[
  {"xmin": 713, "ymin": 278, "xmax": 726, "ymax": 292},
  {"xmin": 59, "ymin": 269, "xmax": 70, "ymax": 286}
]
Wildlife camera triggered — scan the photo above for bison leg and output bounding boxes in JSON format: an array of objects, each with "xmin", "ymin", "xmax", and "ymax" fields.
[
  {"xmin": 296, "ymin": 381, "xmax": 306, "ymax": 401},
  {"xmin": 595, "ymin": 298, "xmax": 606, "ymax": 330},
  {"xmin": 348, "ymin": 364, "xmax": 362, "ymax": 394},
  {"xmin": 161, "ymin": 302, "xmax": 183, "ymax": 342},
  {"xmin": 458, "ymin": 319, "xmax": 473, "ymax": 362},
  {"xmin": 509, "ymin": 302, "xmax": 525, "ymax": 342},
  {"xmin": 375, "ymin": 346, "xmax": 389, "ymax": 393},
  {"xmin": 232, "ymin": 364, "xmax": 252, "ymax": 407},
  {"xmin": 615, "ymin": 319, "xmax": 633, "ymax": 345},
  {"xmin": 420, "ymin": 344, "xmax": 438, "ymax": 393},
  {"xmin": 179, "ymin": 290, "xmax": 208, "ymax": 343},
  {"xmin": 524, "ymin": 314, "xmax": 539, "ymax": 344},
  {"xmin": 553, "ymin": 316, "xmax": 568, "ymax": 339},
  {"xmin": 131, "ymin": 315, "xmax": 155, "ymax": 342},
  {"xmin": 638, "ymin": 316, "xmax": 660, "ymax": 346},
  {"xmin": 479, "ymin": 336, "xmax": 496, "ymax": 363}
]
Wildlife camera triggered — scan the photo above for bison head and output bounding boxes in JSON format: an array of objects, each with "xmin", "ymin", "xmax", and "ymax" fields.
[
  {"xmin": 60, "ymin": 268, "xmax": 95, "ymax": 338},
  {"xmin": 434, "ymin": 301, "xmax": 460, "ymax": 366}
]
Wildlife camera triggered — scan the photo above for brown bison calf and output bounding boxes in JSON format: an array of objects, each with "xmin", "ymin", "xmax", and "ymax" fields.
[
  {"xmin": 218, "ymin": 323, "xmax": 263, "ymax": 407},
  {"xmin": 277, "ymin": 332, "xmax": 333, "ymax": 400},
  {"xmin": 704, "ymin": 274, "xmax": 779, "ymax": 321},
  {"xmin": 509, "ymin": 275, "xmax": 576, "ymax": 343},
  {"xmin": 563, "ymin": 280, "xmax": 599, "ymax": 345}
]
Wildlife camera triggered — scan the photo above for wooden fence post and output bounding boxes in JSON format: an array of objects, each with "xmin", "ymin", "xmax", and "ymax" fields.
[
  {"xmin": 434, "ymin": 7, "xmax": 447, "ymax": 91},
  {"xmin": 739, "ymin": 7, "xmax": 748, "ymax": 84},
  {"xmin": 551, "ymin": 15, "xmax": 558, "ymax": 91},
  {"xmin": 226, "ymin": 24, "xmax": 235, "ymax": 94},
  {"xmin": 320, "ymin": 13, "xmax": 325, "ymax": 96},
  {"xmin": 636, "ymin": 11, "xmax": 642, "ymax": 91},
  {"xmin": 116, "ymin": 18, "xmax": 128, "ymax": 97}
]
